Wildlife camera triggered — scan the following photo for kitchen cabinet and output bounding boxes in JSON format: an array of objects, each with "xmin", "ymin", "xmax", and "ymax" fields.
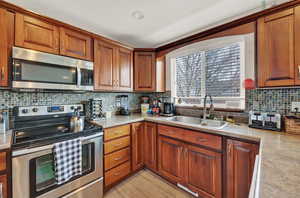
[
  {"xmin": 226, "ymin": 139, "xmax": 259, "ymax": 198},
  {"xmin": 104, "ymin": 124, "xmax": 131, "ymax": 189},
  {"xmin": 0, "ymin": 8, "xmax": 12, "ymax": 87},
  {"xmin": 94, "ymin": 39, "xmax": 133, "ymax": 91},
  {"xmin": 258, "ymin": 7, "xmax": 299, "ymax": 87},
  {"xmin": 15, "ymin": 13, "xmax": 59, "ymax": 54},
  {"xmin": 131, "ymin": 122, "xmax": 144, "ymax": 172},
  {"xmin": 117, "ymin": 47, "xmax": 133, "ymax": 91},
  {"xmin": 60, "ymin": 27, "xmax": 93, "ymax": 60},
  {"xmin": 158, "ymin": 125, "xmax": 222, "ymax": 198},
  {"xmin": 158, "ymin": 136, "xmax": 185, "ymax": 183},
  {"xmin": 134, "ymin": 51, "xmax": 156, "ymax": 91},
  {"xmin": 134, "ymin": 50, "xmax": 165, "ymax": 92},
  {"xmin": 94, "ymin": 39, "xmax": 116, "ymax": 91},
  {"xmin": 144, "ymin": 122, "xmax": 157, "ymax": 171},
  {"xmin": 185, "ymin": 144, "xmax": 222, "ymax": 198}
]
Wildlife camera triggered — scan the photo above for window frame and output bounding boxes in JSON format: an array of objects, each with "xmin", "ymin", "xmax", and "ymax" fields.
[{"xmin": 166, "ymin": 34, "xmax": 255, "ymax": 110}]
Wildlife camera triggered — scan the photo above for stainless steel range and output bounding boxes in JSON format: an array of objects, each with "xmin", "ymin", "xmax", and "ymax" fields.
[{"xmin": 11, "ymin": 104, "xmax": 103, "ymax": 198}]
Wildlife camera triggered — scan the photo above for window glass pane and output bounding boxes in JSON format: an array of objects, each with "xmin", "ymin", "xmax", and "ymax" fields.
[
  {"xmin": 205, "ymin": 43, "xmax": 241, "ymax": 97},
  {"xmin": 176, "ymin": 53, "xmax": 203, "ymax": 97}
]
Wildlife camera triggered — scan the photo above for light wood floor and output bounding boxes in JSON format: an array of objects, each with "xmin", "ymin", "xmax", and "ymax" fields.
[{"xmin": 104, "ymin": 170, "xmax": 193, "ymax": 198}]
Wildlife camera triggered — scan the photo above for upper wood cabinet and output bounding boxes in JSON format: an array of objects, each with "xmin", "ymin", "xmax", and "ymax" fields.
[
  {"xmin": 226, "ymin": 139, "xmax": 259, "ymax": 198},
  {"xmin": 60, "ymin": 27, "xmax": 92, "ymax": 60},
  {"xmin": 94, "ymin": 39, "xmax": 116, "ymax": 91},
  {"xmin": 131, "ymin": 122, "xmax": 144, "ymax": 172},
  {"xmin": 144, "ymin": 122, "xmax": 157, "ymax": 171},
  {"xmin": 134, "ymin": 51, "xmax": 165, "ymax": 92},
  {"xmin": 15, "ymin": 13, "xmax": 59, "ymax": 54},
  {"xmin": 134, "ymin": 51, "xmax": 156, "ymax": 91},
  {"xmin": 117, "ymin": 47, "xmax": 133, "ymax": 91},
  {"xmin": 94, "ymin": 39, "xmax": 133, "ymax": 91},
  {"xmin": 0, "ymin": 8, "xmax": 9, "ymax": 87},
  {"xmin": 258, "ymin": 7, "xmax": 300, "ymax": 87}
]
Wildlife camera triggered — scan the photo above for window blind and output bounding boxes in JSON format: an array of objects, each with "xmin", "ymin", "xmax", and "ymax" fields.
[
  {"xmin": 205, "ymin": 43, "xmax": 241, "ymax": 97},
  {"xmin": 176, "ymin": 53, "xmax": 203, "ymax": 97},
  {"xmin": 174, "ymin": 42, "xmax": 242, "ymax": 107}
]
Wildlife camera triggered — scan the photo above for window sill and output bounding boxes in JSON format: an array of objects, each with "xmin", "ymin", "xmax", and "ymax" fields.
[{"xmin": 175, "ymin": 104, "xmax": 245, "ymax": 113}]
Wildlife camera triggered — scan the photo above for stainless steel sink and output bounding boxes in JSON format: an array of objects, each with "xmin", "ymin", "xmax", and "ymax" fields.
[{"xmin": 164, "ymin": 116, "xmax": 228, "ymax": 129}]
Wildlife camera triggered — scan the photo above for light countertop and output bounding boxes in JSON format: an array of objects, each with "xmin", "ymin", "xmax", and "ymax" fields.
[{"xmin": 93, "ymin": 114, "xmax": 300, "ymax": 198}]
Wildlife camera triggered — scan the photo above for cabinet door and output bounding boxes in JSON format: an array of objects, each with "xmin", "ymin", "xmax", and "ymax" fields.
[
  {"xmin": 132, "ymin": 122, "xmax": 144, "ymax": 171},
  {"xmin": 117, "ymin": 47, "xmax": 133, "ymax": 91},
  {"xmin": 144, "ymin": 122, "xmax": 157, "ymax": 171},
  {"xmin": 158, "ymin": 136, "xmax": 185, "ymax": 184},
  {"xmin": 258, "ymin": 9, "xmax": 295, "ymax": 87},
  {"xmin": 94, "ymin": 40, "xmax": 116, "ymax": 90},
  {"xmin": 60, "ymin": 27, "xmax": 92, "ymax": 60},
  {"xmin": 134, "ymin": 51, "xmax": 156, "ymax": 91},
  {"xmin": 227, "ymin": 139, "xmax": 259, "ymax": 198},
  {"xmin": 15, "ymin": 13, "xmax": 59, "ymax": 54},
  {"xmin": 294, "ymin": 6, "xmax": 300, "ymax": 85},
  {"xmin": 0, "ymin": 9, "xmax": 9, "ymax": 87},
  {"xmin": 185, "ymin": 144, "xmax": 222, "ymax": 198}
]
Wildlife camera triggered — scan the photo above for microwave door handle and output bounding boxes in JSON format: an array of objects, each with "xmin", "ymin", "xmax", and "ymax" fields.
[{"xmin": 77, "ymin": 67, "xmax": 81, "ymax": 88}]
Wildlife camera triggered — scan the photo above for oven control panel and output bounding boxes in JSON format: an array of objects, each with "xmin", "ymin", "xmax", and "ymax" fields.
[
  {"xmin": 16, "ymin": 104, "xmax": 83, "ymax": 117},
  {"xmin": 47, "ymin": 106, "xmax": 65, "ymax": 113}
]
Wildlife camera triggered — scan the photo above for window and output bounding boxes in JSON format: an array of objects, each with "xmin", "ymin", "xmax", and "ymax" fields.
[{"xmin": 167, "ymin": 34, "xmax": 255, "ymax": 110}]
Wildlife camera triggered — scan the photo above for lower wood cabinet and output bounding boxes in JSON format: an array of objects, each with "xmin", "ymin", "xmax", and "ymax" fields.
[
  {"xmin": 144, "ymin": 122, "xmax": 157, "ymax": 171},
  {"xmin": 158, "ymin": 135, "xmax": 222, "ymax": 198},
  {"xmin": 158, "ymin": 136, "xmax": 185, "ymax": 184},
  {"xmin": 185, "ymin": 144, "xmax": 222, "ymax": 198},
  {"xmin": 104, "ymin": 124, "xmax": 131, "ymax": 189},
  {"xmin": 105, "ymin": 161, "xmax": 131, "ymax": 187},
  {"xmin": 131, "ymin": 122, "xmax": 144, "ymax": 172},
  {"xmin": 226, "ymin": 139, "xmax": 259, "ymax": 198}
]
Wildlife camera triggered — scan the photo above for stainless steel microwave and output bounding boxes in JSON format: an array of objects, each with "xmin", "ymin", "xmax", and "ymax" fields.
[{"xmin": 12, "ymin": 47, "xmax": 94, "ymax": 91}]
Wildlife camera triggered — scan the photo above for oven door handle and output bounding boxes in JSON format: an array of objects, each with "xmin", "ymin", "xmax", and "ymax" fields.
[{"xmin": 12, "ymin": 132, "xmax": 103, "ymax": 157}]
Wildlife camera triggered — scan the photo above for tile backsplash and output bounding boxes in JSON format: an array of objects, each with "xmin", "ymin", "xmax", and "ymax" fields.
[
  {"xmin": 246, "ymin": 88, "xmax": 300, "ymax": 115},
  {"xmin": 1, "ymin": 87, "xmax": 300, "ymax": 116},
  {"xmin": 156, "ymin": 88, "xmax": 300, "ymax": 116},
  {"xmin": 0, "ymin": 90, "xmax": 151, "ymax": 112}
]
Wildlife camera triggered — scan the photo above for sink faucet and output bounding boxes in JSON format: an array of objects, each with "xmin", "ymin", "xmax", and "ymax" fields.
[{"xmin": 203, "ymin": 95, "xmax": 214, "ymax": 123}]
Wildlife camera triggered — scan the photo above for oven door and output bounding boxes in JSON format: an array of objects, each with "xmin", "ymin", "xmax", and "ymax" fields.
[{"xmin": 12, "ymin": 134, "xmax": 103, "ymax": 198}]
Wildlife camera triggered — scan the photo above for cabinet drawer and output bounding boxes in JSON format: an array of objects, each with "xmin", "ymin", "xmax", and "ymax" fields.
[
  {"xmin": 158, "ymin": 125, "xmax": 222, "ymax": 150},
  {"xmin": 105, "ymin": 161, "xmax": 131, "ymax": 187},
  {"xmin": 0, "ymin": 152, "xmax": 6, "ymax": 171},
  {"xmin": 104, "ymin": 125, "xmax": 130, "ymax": 141},
  {"xmin": 105, "ymin": 147, "xmax": 130, "ymax": 171},
  {"xmin": 104, "ymin": 136, "xmax": 130, "ymax": 154}
]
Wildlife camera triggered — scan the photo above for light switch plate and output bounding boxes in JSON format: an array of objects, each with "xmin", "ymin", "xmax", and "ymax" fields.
[{"xmin": 291, "ymin": 102, "xmax": 300, "ymax": 112}]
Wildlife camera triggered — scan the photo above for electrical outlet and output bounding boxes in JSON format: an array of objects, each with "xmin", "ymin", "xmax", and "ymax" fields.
[{"xmin": 291, "ymin": 102, "xmax": 300, "ymax": 112}]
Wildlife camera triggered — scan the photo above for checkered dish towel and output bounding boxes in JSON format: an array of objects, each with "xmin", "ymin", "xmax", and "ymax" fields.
[{"xmin": 53, "ymin": 138, "xmax": 82, "ymax": 185}]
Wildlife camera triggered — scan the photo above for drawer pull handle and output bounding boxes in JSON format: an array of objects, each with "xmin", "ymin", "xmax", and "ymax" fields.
[
  {"xmin": 114, "ymin": 172, "xmax": 120, "ymax": 176},
  {"xmin": 113, "ymin": 143, "xmax": 123, "ymax": 147},
  {"xmin": 196, "ymin": 137, "xmax": 207, "ymax": 142},
  {"xmin": 114, "ymin": 157, "xmax": 123, "ymax": 161}
]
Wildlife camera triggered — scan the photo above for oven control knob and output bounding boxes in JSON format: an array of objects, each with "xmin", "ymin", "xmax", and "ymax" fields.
[
  {"xmin": 32, "ymin": 108, "xmax": 39, "ymax": 112},
  {"xmin": 22, "ymin": 109, "xmax": 29, "ymax": 114}
]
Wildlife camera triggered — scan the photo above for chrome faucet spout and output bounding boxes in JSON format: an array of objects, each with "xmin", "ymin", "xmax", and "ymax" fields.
[{"xmin": 203, "ymin": 95, "xmax": 213, "ymax": 123}]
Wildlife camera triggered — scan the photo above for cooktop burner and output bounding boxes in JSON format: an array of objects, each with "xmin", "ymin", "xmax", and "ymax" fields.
[
  {"xmin": 12, "ymin": 105, "xmax": 103, "ymax": 150},
  {"xmin": 13, "ymin": 122, "xmax": 103, "ymax": 150}
]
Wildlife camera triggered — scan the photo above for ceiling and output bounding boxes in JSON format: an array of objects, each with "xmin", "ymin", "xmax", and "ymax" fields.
[{"xmin": 4, "ymin": 0, "xmax": 288, "ymax": 48}]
